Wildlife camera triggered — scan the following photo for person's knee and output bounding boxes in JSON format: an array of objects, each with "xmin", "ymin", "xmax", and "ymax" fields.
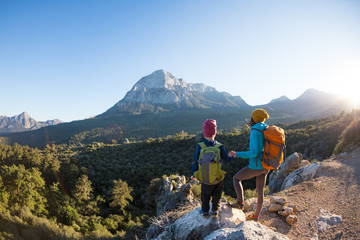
[{"xmin": 233, "ymin": 175, "xmax": 240, "ymax": 183}]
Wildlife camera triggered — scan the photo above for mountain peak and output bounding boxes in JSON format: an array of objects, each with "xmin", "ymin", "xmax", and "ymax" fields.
[
  {"xmin": 295, "ymin": 88, "xmax": 341, "ymax": 102},
  {"xmin": 133, "ymin": 69, "xmax": 187, "ymax": 91},
  {"xmin": 102, "ymin": 70, "xmax": 249, "ymax": 115},
  {"xmin": 19, "ymin": 112, "xmax": 30, "ymax": 117},
  {"xmin": 269, "ymin": 95, "xmax": 290, "ymax": 104}
]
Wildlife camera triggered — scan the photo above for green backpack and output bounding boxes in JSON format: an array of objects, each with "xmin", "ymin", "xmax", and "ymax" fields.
[{"xmin": 194, "ymin": 142, "xmax": 226, "ymax": 185}]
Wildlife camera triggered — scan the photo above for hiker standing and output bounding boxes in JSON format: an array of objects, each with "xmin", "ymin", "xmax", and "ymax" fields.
[
  {"xmin": 228, "ymin": 109, "xmax": 270, "ymax": 222},
  {"xmin": 191, "ymin": 119, "xmax": 234, "ymax": 217}
]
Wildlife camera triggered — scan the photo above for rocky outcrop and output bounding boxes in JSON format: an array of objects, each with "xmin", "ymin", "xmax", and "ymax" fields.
[
  {"xmin": 153, "ymin": 202, "xmax": 245, "ymax": 240},
  {"xmin": 156, "ymin": 175, "xmax": 199, "ymax": 216},
  {"xmin": 269, "ymin": 152, "xmax": 321, "ymax": 193},
  {"xmin": 149, "ymin": 202, "xmax": 290, "ymax": 240},
  {"xmin": 281, "ymin": 162, "xmax": 320, "ymax": 191},
  {"xmin": 204, "ymin": 221, "xmax": 290, "ymax": 240}
]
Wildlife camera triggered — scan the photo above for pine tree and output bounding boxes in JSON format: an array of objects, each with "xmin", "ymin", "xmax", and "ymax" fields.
[{"xmin": 109, "ymin": 179, "xmax": 133, "ymax": 209}]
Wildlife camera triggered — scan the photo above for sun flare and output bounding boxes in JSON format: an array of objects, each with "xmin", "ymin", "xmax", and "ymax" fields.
[{"xmin": 336, "ymin": 87, "xmax": 360, "ymax": 108}]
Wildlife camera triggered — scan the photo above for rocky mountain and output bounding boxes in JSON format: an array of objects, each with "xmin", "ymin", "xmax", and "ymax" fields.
[
  {"xmin": 102, "ymin": 69, "xmax": 249, "ymax": 115},
  {"xmin": 0, "ymin": 112, "xmax": 62, "ymax": 135}
]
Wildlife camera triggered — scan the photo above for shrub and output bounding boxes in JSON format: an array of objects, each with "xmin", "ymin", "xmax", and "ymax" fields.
[{"xmin": 244, "ymin": 186, "xmax": 269, "ymax": 200}]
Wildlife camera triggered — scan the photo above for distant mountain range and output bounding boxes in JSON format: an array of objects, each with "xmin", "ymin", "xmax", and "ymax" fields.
[
  {"xmin": 0, "ymin": 112, "xmax": 62, "ymax": 135},
  {"xmin": 103, "ymin": 69, "xmax": 352, "ymax": 119},
  {"xmin": 0, "ymin": 70, "xmax": 354, "ymax": 147}
]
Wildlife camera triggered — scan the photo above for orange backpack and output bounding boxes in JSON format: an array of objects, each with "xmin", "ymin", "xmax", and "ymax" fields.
[{"xmin": 253, "ymin": 125, "xmax": 286, "ymax": 170}]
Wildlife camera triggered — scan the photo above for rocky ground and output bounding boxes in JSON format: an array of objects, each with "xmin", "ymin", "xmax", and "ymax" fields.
[
  {"xmin": 147, "ymin": 147, "xmax": 360, "ymax": 240},
  {"xmin": 258, "ymin": 147, "xmax": 360, "ymax": 240}
]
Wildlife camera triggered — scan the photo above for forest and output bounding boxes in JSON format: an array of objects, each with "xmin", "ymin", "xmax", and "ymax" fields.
[{"xmin": 0, "ymin": 110, "xmax": 359, "ymax": 239}]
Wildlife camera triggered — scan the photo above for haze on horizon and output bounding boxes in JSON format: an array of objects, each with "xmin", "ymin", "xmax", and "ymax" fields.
[{"xmin": 1, "ymin": 0, "xmax": 359, "ymax": 122}]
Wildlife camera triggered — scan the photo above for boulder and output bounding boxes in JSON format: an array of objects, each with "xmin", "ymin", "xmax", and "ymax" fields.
[
  {"xmin": 316, "ymin": 210, "xmax": 342, "ymax": 232},
  {"xmin": 153, "ymin": 202, "xmax": 245, "ymax": 240},
  {"xmin": 270, "ymin": 196, "xmax": 288, "ymax": 206},
  {"xmin": 269, "ymin": 204, "xmax": 283, "ymax": 212},
  {"xmin": 277, "ymin": 152, "xmax": 303, "ymax": 178},
  {"xmin": 204, "ymin": 221, "xmax": 290, "ymax": 240},
  {"xmin": 244, "ymin": 197, "xmax": 270, "ymax": 212},
  {"xmin": 269, "ymin": 152, "xmax": 304, "ymax": 193},
  {"xmin": 280, "ymin": 162, "xmax": 320, "ymax": 191}
]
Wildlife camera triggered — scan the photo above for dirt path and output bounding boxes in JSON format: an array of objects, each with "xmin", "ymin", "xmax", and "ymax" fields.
[{"xmin": 259, "ymin": 148, "xmax": 360, "ymax": 240}]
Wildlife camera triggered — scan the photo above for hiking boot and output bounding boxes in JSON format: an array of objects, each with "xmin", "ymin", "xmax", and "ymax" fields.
[
  {"xmin": 199, "ymin": 210, "xmax": 209, "ymax": 217},
  {"xmin": 247, "ymin": 214, "xmax": 259, "ymax": 222},
  {"xmin": 210, "ymin": 210, "xmax": 219, "ymax": 217},
  {"xmin": 228, "ymin": 201, "xmax": 244, "ymax": 210}
]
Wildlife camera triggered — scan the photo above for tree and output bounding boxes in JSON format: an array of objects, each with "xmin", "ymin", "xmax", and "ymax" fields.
[
  {"xmin": 0, "ymin": 164, "xmax": 47, "ymax": 214},
  {"xmin": 73, "ymin": 175, "xmax": 92, "ymax": 202},
  {"xmin": 109, "ymin": 179, "xmax": 133, "ymax": 210}
]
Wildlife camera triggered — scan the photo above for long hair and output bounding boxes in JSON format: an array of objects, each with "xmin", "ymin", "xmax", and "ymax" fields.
[{"xmin": 248, "ymin": 117, "xmax": 256, "ymax": 127}]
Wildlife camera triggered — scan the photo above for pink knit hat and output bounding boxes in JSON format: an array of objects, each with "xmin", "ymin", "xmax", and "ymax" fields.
[{"xmin": 203, "ymin": 119, "xmax": 217, "ymax": 138}]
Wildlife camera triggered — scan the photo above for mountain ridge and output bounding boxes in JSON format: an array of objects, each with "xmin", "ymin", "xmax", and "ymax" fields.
[
  {"xmin": 0, "ymin": 70, "xmax": 355, "ymax": 147},
  {"xmin": 0, "ymin": 112, "xmax": 62, "ymax": 135},
  {"xmin": 104, "ymin": 70, "xmax": 352, "ymax": 116}
]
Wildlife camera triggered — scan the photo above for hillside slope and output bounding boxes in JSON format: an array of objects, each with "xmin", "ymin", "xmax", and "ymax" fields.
[{"xmin": 260, "ymin": 148, "xmax": 360, "ymax": 239}]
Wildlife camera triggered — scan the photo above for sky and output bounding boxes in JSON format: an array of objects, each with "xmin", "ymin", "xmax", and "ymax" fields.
[{"xmin": 1, "ymin": 0, "xmax": 359, "ymax": 122}]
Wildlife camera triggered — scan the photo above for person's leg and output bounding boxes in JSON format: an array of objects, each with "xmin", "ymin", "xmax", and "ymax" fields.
[
  {"xmin": 254, "ymin": 169, "xmax": 270, "ymax": 217},
  {"xmin": 210, "ymin": 180, "xmax": 224, "ymax": 212},
  {"xmin": 201, "ymin": 183, "xmax": 213, "ymax": 213},
  {"xmin": 233, "ymin": 167, "xmax": 267, "ymax": 203}
]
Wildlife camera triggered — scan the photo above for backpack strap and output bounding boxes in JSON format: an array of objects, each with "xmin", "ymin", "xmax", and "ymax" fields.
[
  {"xmin": 198, "ymin": 142, "xmax": 223, "ymax": 149},
  {"xmin": 214, "ymin": 142, "xmax": 223, "ymax": 148},
  {"xmin": 198, "ymin": 142, "xmax": 207, "ymax": 149}
]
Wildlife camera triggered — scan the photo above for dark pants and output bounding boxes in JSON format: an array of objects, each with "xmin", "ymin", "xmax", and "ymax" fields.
[
  {"xmin": 233, "ymin": 167, "xmax": 269, "ymax": 216},
  {"xmin": 201, "ymin": 180, "xmax": 224, "ymax": 212}
]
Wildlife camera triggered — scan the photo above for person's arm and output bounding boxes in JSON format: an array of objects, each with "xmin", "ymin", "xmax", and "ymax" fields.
[
  {"xmin": 191, "ymin": 145, "xmax": 201, "ymax": 175},
  {"xmin": 236, "ymin": 130, "xmax": 262, "ymax": 158},
  {"xmin": 220, "ymin": 146, "xmax": 234, "ymax": 162}
]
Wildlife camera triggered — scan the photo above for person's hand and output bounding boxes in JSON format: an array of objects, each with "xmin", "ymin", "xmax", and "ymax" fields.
[{"xmin": 228, "ymin": 151, "xmax": 236, "ymax": 158}]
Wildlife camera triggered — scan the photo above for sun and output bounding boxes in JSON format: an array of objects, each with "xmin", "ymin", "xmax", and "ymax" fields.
[
  {"xmin": 347, "ymin": 94, "xmax": 360, "ymax": 107},
  {"xmin": 325, "ymin": 61, "xmax": 360, "ymax": 108},
  {"xmin": 325, "ymin": 83, "xmax": 360, "ymax": 109},
  {"xmin": 335, "ymin": 86, "xmax": 360, "ymax": 108}
]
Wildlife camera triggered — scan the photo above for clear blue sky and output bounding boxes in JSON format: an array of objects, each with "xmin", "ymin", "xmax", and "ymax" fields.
[{"xmin": 1, "ymin": 0, "xmax": 359, "ymax": 122}]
